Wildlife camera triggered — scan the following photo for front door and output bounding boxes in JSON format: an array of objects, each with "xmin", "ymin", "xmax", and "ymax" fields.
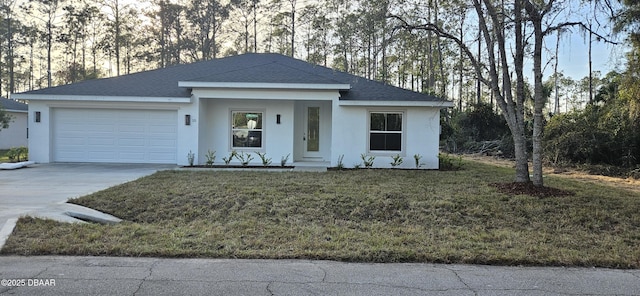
[{"xmin": 303, "ymin": 106, "xmax": 321, "ymax": 158}]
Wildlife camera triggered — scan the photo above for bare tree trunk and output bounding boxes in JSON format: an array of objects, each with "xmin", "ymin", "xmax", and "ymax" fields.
[
  {"xmin": 524, "ymin": 0, "xmax": 547, "ymax": 187},
  {"xmin": 253, "ymin": 0, "xmax": 257, "ymax": 51},
  {"xmin": 476, "ymin": 28, "xmax": 481, "ymax": 104},
  {"xmin": 435, "ymin": 0, "xmax": 446, "ymax": 96},
  {"xmin": 512, "ymin": 0, "xmax": 530, "ymax": 183},
  {"xmin": 458, "ymin": 9, "xmax": 464, "ymax": 111},
  {"xmin": 479, "ymin": 0, "xmax": 530, "ymax": 183},
  {"xmin": 47, "ymin": 19, "xmax": 52, "ymax": 87},
  {"xmin": 588, "ymin": 23, "xmax": 593, "ymax": 104},
  {"xmin": 290, "ymin": 0, "xmax": 295, "ymax": 57},
  {"xmin": 115, "ymin": 0, "xmax": 120, "ymax": 76},
  {"xmin": 554, "ymin": 30, "xmax": 560, "ymax": 114}
]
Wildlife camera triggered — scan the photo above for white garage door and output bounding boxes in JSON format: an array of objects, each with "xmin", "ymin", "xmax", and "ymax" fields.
[{"xmin": 52, "ymin": 108, "xmax": 178, "ymax": 163}]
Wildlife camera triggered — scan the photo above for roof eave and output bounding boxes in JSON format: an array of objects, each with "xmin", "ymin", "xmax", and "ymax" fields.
[
  {"xmin": 12, "ymin": 94, "xmax": 191, "ymax": 103},
  {"xmin": 178, "ymin": 81, "xmax": 351, "ymax": 91},
  {"xmin": 338, "ymin": 100, "xmax": 455, "ymax": 108}
]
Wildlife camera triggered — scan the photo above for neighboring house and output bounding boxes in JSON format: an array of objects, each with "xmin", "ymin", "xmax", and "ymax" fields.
[
  {"xmin": 12, "ymin": 53, "xmax": 453, "ymax": 168},
  {"xmin": 0, "ymin": 97, "xmax": 28, "ymax": 149}
]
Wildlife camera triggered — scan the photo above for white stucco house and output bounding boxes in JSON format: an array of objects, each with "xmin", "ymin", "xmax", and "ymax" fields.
[
  {"xmin": 12, "ymin": 53, "xmax": 453, "ymax": 168},
  {"xmin": 0, "ymin": 97, "xmax": 28, "ymax": 149}
]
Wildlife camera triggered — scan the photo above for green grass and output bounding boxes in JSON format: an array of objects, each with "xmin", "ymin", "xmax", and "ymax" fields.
[
  {"xmin": 2, "ymin": 161, "xmax": 640, "ymax": 268},
  {"xmin": 0, "ymin": 149, "xmax": 9, "ymax": 162}
]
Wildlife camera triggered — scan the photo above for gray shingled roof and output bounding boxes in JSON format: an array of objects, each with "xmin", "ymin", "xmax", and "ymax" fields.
[
  {"xmin": 0, "ymin": 97, "xmax": 27, "ymax": 111},
  {"xmin": 18, "ymin": 53, "xmax": 446, "ymax": 102}
]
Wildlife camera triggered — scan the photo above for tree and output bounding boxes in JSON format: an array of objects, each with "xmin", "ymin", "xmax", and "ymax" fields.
[
  {"xmin": 270, "ymin": 0, "xmax": 298, "ymax": 57},
  {"xmin": 60, "ymin": 2, "xmax": 100, "ymax": 83},
  {"xmin": 614, "ymin": 0, "xmax": 640, "ymax": 120},
  {"xmin": 1, "ymin": 0, "xmax": 19, "ymax": 95},
  {"xmin": 394, "ymin": 0, "xmax": 612, "ymax": 186},
  {"xmin": 100, "ymin": 0, "xmax": 125, "ymax": 75},
  {"xmin": 230, "ymin": 0, "xmax": 260, "ymax": 54},
  {"xmin": 146, "ymin": 0, "xmax": 185, "ymax": 67},
  {"xmin": 299, "ymin": 4, "xmax": 332, "ymax": 66},
  {"xmin": 0, "ymin": 105, "xmax": 11, "ymax": 131},
  {"xmin": 22, "ymin": 0, "xmax": 64, "ymax": 88},
  {"xmin": 187, "ymin": 0, "xmax": 229, "ymax": 60}
]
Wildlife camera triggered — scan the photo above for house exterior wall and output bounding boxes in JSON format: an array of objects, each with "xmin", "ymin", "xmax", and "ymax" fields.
[
  {"xmin": 24, "ymin": 91, "xmax": 443, "ymax": 168},
  {"xmin": 331, "ymin": 102, "xmax": 441, "ymax": 169},
  {"xmin": 198, "ymin": 98, "xmax": 295, "ymax": 166},
  {"xmin": 27, "ymin": 101, "xmax": 51, "ymax": 162},
  {"xmin": 26, "ymin": 100, "xmax": 191, "ymax": 164},
  {"xmin": 193, "ymin": 88, "xmax": 339, "ymax": 166},
  {"xmin": 0, "ymin": 111, "xmax": 28, "ymax": 149}
]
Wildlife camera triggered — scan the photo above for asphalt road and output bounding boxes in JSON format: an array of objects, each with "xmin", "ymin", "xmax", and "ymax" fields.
[{"xmin": 1, "ymin": 256, "xmax": 639, "ymax": 296}]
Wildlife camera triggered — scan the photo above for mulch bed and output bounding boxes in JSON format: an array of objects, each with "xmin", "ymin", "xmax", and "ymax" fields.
[
  {"xmin": 490, "ymin": 182, "xmax": 575, "ymax": 198},
  {"xmin": 182, "ymin": 165, "xmax": 295, "ymax": 169}
]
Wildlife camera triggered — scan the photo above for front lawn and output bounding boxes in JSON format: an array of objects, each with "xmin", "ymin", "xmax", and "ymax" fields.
[
  {"xmin": 2, "ymin": 161, "xmax": 640, "ymax": 268},
  {"xmin": 0, "ymin": 149, "xmax": 8, "ymax": 162}
]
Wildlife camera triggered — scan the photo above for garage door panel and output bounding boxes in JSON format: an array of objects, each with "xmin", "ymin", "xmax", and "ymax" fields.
[
  {"xmin": 88, "ymin": 151, "xmax": 118, "ymax": 160},
  {"xmin": 88, "ymin": 136, "xmax": 116, "ymax": 145},
  {"xmin": 87, "ymin": 125, "xmax": 116, "ymax": 132},
  {"xmin": 119, "ymin": 138, "xmax": 146, "ymax": 146},
  {"xmin": 119, "ymin": 152, "xmax": 146, "ymax": 161},
  {"xmin": 149, "ymin": 152, "xmax": 175, "ymax": 162},
  {"xmin": 150, "ymin": 139, "xmax": 176, "ymax": 147},
  {"xmin": 53, "ymin": 109, "xmax": 178, "ymax": 163},
  {"xmin": 58, "ymin": 136, "xmax": 86, "ymax": 145},
  {"xmin": 119, "ymin": 125, "xmax": 146, "ymax": 133}
]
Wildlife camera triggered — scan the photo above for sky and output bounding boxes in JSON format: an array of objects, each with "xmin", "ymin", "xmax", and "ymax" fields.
[
  {"xmin": 536, "ymin": 1, "xmax": 627, "ymax": 81},
  {"xmin": 550, "ymin": 29, "xmax": 626, "ymax": 80}
]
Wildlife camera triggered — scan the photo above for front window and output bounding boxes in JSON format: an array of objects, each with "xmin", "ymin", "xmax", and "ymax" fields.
[
  {"xmin": 369, "ymin": 112, "xmax": 403, "ymax": 152},
  {"xmin": 232, "ymin": 111, "xmax": 263, "ymax": 148}
]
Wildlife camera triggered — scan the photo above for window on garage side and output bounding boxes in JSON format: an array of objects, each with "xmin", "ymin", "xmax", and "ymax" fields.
[
  {"xmin": 231, "ymin": 111, "xmax": 263, "ymax": 149},
  {"xmin": 369, "ymin": 111, "xmax": 403, "ymax": 152}
]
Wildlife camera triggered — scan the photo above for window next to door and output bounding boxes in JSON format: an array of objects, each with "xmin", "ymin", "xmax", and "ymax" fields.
[
  {"xmin": 231, "ymin": 110, "xmax": 264, "ymax": 149},
  {"xmin": 369, "ymin": 111, "xmax": 404, "ymax": 153}
]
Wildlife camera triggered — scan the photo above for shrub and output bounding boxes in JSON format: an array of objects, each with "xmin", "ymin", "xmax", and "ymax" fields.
[
  {"xmin": 280, "ymin": 153, "xmax": 290, "ymax": 167},
  {"xmin": 205, "ymin": 150, "xmax": 216, "ymax": 166},
  {"xmin": 6, "ymin": 146, "xmax": 28, "ymax": 162},
  {"xmin": 187, "ymin": 150, "xmax": 195, "ymax": 166},
  {"xmin": 235, "ymin": 151, "xmax": 253, "ymax": 166},
  {"xmin": 222, "ymin": 151, "xmax": 237, "ymax": 165},
  {"xmin": 390, "ymin": 154, "xmax": 403, "ymax": 168},
  {"xmin": 336, "ymin": 155, "xmax": 345, "ymax": 169},
  {"xmin": 361, "ymin": 154, "xmax": 375, "ymax": 168},
  {"xmin": 255, "ymin": 152, "xmax": 272, "ymax": 166},
  {"xmin": 438, "ymin": 153, "xmax": 464, "ymax": 171}
]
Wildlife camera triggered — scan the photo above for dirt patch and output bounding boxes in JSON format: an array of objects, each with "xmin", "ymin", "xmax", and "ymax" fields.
[
  {"xmin": 490, "ymin": 182, "xmax": 575, "ymax": 198},
  {"xmin": 462, "ymin": 154, "xmax": 640, "ymax": 194}
]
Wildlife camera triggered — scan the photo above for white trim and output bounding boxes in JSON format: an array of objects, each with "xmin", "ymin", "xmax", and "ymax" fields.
[
  {"xmin": 5, "ymin": 109, "xmax": 27, "ymax": 113},
  {"xmin": 12, "ymin": 94, "xmax": 191, "ymax": 103},
  {"xmin": 367, "ymin": 110, "xmax": 407, "ymax": 156},
  {"xmin": 179, "ymin": 81, "xmax": 351, "ymax": 90},
  {"xmin": 229, "ymin": 109, "xmax": 266, "ymax": 152},
  {"xmin": 339, "ymin": 100, "xmax": 454, "ymax": 107}
]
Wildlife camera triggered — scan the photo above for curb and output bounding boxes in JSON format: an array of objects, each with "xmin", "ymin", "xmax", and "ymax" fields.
[{"xmin": 0, "ymin": 218, "xmax": 18, "ymax": 249}]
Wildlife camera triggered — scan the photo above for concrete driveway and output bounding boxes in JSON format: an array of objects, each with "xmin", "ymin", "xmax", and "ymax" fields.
[{"xmin": 0, "ymin": 163, "xmax": 174, "ymax": 240}]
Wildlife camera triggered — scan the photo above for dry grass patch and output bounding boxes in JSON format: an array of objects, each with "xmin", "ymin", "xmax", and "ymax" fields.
[{"xmin": 2, "ymin": 161, "xmax": 640, "ymax": 268}]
